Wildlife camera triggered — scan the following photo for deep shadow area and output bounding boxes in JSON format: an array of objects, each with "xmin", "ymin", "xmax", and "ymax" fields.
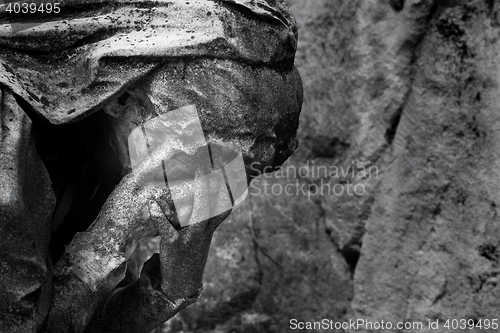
[{"xmin": 31, "ymin": 109, "xmax": 113, "ymax": 263}]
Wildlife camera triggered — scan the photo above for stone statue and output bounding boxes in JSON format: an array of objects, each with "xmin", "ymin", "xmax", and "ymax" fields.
[{"xmin": 0, "ymin": 0, "xmax": 302, "ymax": 332}]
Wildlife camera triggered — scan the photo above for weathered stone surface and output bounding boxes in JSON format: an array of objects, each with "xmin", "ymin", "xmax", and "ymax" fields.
[
  {"xmin": 0, "ymin": 87, "xmax": 55, "ymax": 333},
  {"xmin": 44, "ymin": 59, "xmax": 302, "ymax": 333},
  {"xmin": 77, "ymin": 58, "xmax": 302, "ymax": 190},
  {"xmin": 352, "ymin": 1, "xmax": 500, "ymax": 331},
  {"xmin": 153, "ymin": 1, "xmax": 500, "ymax": 332},
  {"xmin": 8, "ymin": 0, "xmax": 500, "ymax": 331},
  {"xmin": 155, "ymin": 173, "xmax": 352, "ymax": 333},
  {"xmin": 148, "ymin": 1, "xmax": 365, "ymax": 331},
  {"xmin": 0, "ymin": 0, "xmax": 297, "ymax": 124},
  {"xmin": 284, "ymin": 0, "xmax": 434, "ymax": 258},
  {"xmin": 1, "ymin": 0, "xmax": 303, "ymax": 332},
  {"xmin": 143, "ymin": 2, "xmax": 367, "ymax": 331}
]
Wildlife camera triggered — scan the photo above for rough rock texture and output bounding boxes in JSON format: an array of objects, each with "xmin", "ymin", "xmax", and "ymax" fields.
[
  {"xmin": 152, "ymin": 0, "xmax": 500, "ymax": 332},
  {"xmin": 288, "ymin": 0, "xmax": 436, "ymax": 258},
  {"xmin": 4, "ymin": 0, "xmax": 500, "ymax": 331},
  {"xmin": 157, "ymin": 175, "xmax": 353, "ymax": 332},
  {"xmin": 352, "ymin": 1, "xmax": 500, "ymax": 331},
  {"xmin": 153, "ymin": 1, "xmax": 367, "ymax": 331}
]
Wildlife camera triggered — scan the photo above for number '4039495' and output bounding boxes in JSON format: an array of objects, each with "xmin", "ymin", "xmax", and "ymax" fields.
[
  {"xmin": 5, "ymin": 2, "xmax": 60, "ymax": 14},
  {"xmin": 444, "ymin": 319, "xmax": 498, "ymax": 330}
]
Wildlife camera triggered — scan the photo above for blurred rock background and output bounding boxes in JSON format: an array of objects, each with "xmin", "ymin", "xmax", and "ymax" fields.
[{"xmin": 149, "ymin": 0, "xmax": 500, "ymax": 332}]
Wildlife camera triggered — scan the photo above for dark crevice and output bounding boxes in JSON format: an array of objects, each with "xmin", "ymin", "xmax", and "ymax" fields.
[
  {"xmin": 390, "ymin": 0, "xmax": 405, "ymax": 12},
  {"xmin": 317, "ymin": 199, "xmax": 361, "ymax": 273},
  {"xmin": 385, "ymin": 106, "xmax": 404, "ymax": 145},
  {"xmin": 30, "ymin": 109, "xmax": 109, "ymax": 263},
  {"xmin": 341, "ymin": 244, "xmax": 361, "ymax": 273},
  {"xmin": 479, "ymin": 244, "xmax": 499, "ymax": 262},
  {"xmin": 116, "ymin": 91, "xmax": 131, "ymax": 106}
]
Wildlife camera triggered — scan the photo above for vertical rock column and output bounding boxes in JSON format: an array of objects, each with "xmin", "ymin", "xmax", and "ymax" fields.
[{"xmin": 353, "ymin": 1, "xmax": 500, "ymax": 330}]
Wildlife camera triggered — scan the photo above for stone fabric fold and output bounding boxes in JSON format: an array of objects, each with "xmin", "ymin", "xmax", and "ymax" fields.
[{"xmin": 0, "ymin": 0, "xmax": 297, "ymax": 124}]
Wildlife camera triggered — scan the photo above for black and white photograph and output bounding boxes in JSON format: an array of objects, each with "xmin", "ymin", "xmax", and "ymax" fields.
[{"xmin": 1, "ymin": 0, "xmax": 499, "ymax": 332}]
